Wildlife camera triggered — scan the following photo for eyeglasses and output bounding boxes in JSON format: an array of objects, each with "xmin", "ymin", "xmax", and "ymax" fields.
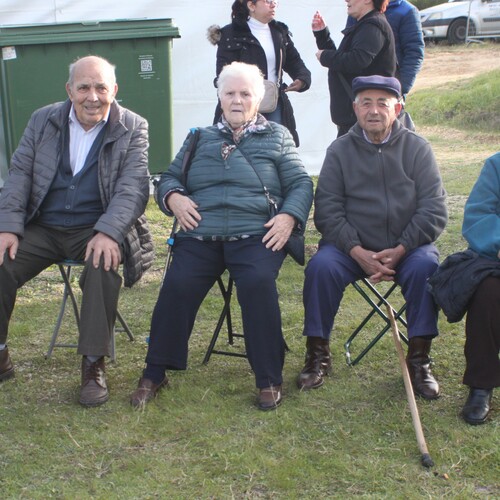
[{"xmin": 256, "ymin": 0, "xmax": 279, "ymax": 5}]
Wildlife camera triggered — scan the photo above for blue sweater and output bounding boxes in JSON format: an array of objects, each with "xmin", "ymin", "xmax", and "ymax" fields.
[{"xmin": 462, "ymin": 152, "xmax": 500, "ymax": 260}]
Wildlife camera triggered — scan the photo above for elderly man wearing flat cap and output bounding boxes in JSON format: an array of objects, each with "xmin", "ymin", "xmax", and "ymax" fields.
[{"xmin": 298, "ymin": 75, "xmax": 447, "ymax": 399}]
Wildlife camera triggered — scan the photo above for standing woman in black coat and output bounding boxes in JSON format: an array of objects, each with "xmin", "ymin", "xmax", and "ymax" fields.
[
  {"xmin": 208, "ymin": 0, "xmax": 311, "ymax": 146},
  {"xmin": 313, "ymin": 0, "xmax": 396, "ymax": 137}
]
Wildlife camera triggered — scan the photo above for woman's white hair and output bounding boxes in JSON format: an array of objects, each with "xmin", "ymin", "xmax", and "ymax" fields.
[{"xmin": 217, "ymin": 61, "xmax": 265, "ymax": 101}]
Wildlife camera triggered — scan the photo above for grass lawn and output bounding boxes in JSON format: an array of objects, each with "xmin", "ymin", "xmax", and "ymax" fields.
[{"xmin": 1, "ymin": 61, "xmax": 500, "ymax": 499}]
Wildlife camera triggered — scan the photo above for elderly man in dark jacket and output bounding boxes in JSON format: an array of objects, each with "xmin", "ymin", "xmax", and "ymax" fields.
[
  {"xmin": 0, "ymin": 55, "xmax": 153, "ymax": 407},
  {"xmin": 298, "ymin": 75, "xmax": 447, "ymax": 401}
]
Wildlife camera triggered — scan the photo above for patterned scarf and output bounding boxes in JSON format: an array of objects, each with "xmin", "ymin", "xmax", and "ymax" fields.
[{"xmin": 218, "ymin": 113, "xmax": 268, "ymax": 144}]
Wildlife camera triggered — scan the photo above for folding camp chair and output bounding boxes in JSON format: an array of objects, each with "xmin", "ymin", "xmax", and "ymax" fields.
[
  {"xmin": 45, "ymin": 260, "xmax": 134, "ymax": 362},
  {"xmin": 344, "ymin": 278, "xmax": 408, "ymax": 366}
]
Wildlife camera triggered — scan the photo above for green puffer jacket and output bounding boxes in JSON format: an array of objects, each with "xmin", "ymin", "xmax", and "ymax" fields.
[{"xmin": 157, "ymin": 121, "xmax": 313, "ymax": 238}]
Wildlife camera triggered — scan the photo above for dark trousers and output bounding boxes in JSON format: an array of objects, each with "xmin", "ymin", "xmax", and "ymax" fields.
[
  {"xmin": 0, "ymin": 223, "xmax": 122, "ymax": 357},
  {"xmin": 463, "ymin": 276, "xmax": 500, "ymax": 389},
  {"xmin": 303, "ymin": 242, "xmax": 440, "ymax": 339},
  {"xmin": 145, "ymin": 237, "xmax": 286, "ymax": 389}
]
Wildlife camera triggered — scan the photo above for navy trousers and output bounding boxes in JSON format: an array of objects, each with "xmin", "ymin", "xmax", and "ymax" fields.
[
  {"xmin": 303, "ymin": 242, "xmax": 440, "ymax": 340},
  {"xmin": 146, "ymin": 237, "xmax": 286, "ymax": 389}
]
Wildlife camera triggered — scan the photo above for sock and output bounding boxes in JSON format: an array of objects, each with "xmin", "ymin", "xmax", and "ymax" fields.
[
  {"xmin": 86, "ymin": 355, "xmax": 102, "ymax": 363},
  {"xmin": 0, "ymin": 344, "xmax": 5, "ymax": 350},
  {"xmin": 143, "ymin": 363, "xmax": 166, "ymax": 384}
]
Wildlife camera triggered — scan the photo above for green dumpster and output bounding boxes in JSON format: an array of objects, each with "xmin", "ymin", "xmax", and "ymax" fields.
[{"xmin": 0, "ymin": 18, "xmax": 180, "ymax": 183}]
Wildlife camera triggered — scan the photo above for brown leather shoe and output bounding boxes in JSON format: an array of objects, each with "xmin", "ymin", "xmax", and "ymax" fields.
[
  {"xmin": 130, "ymin": 376, "xmax": 169, "ymax": 408},
  {"xmin": 258, "ymin": 384, "xmax": 282, "ymax": 411},
  {"xmin": 0, "ymin": 347, "xmax": 15, "ymax": 381},
  {"xmin": 79, "ymin": 356, "xmax": 109, "ymax": 407},
  {"xmin": 297, "ymin": 337, "xmax": 332, "ymax": 390},
  {"xmin": 406, "ymin": 337, "xmax": 440, "ymax": 400}
]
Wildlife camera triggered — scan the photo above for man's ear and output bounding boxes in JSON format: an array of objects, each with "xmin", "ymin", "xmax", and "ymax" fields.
[{"xmin": 395, "ymin": 101, "xmax": 403, "ymax": 116}]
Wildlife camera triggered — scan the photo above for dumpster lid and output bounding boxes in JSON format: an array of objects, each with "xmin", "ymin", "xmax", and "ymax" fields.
[{"xmin": 0, "ymin": 18, "xmax": 180, "ymax": 46}]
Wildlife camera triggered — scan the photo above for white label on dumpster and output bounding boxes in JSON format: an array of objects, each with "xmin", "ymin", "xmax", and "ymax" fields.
[
  {"xmin": 2, "ymin": 46, "xmax": 17, "ymax": 60},
  {"xmin": 139, "ymin": 55, "xmax": 155, "ymax": 80}
]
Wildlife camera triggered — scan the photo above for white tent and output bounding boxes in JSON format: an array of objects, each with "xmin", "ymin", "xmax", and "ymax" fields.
[{"xmin": 0, "ymin": 0, "xmax": 347, "ymax": 175}]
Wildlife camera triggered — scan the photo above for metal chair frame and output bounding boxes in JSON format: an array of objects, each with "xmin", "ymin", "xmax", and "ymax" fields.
[
  {"xmin": 344, "ymin": 278, "xmax": 408, "ymax": 366},
  {"xmin": 45, "ymin": 261, "xmax": 134, "ymax": 361},
  {"xmin": 202, "ymin": 276, "xmax": 246, "ymax": 364}
]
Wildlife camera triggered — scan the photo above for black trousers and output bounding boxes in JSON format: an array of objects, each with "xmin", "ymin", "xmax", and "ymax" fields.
[
  {"xmin": 463, "ymin": 276, "xmax": 500, "ymax": 389},
  {"xmin": 145, "ymin": 237, "xmax": 286, "ymax": 389},
  {"xmin": 0, "ymin": 223, "xmax": 122, "ymax": 357}
]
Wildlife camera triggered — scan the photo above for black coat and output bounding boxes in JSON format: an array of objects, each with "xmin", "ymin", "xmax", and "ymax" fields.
[
  {"xmin": 315, "ymin": 10, "xmax": 396, "ymax": 128},
  {"xmin": 208, "ymin": 18, "xmax": 311, "ymax": 146}
]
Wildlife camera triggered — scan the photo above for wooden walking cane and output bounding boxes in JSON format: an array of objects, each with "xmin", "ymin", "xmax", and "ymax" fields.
[{"xmin": 386, "ymin": 304, "xmax": 434, "ymax": 468}]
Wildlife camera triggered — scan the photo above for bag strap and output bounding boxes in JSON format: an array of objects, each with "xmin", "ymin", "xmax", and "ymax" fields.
[
  {"xmin": 238, "ymin": 147, "xmax": 278, "ymax": 214},
  {"xmin": 180, "ymin": 127, "xmax": 200, "ymax": 186},
  {"xmin": 167, "ymin": 128, "xmax": 200, "ymax": 244}
]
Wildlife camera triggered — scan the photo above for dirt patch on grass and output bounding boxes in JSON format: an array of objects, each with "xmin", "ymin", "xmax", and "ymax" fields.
[{"xmin": 412, "ymin": 43, "xmax": 500, "ymax": 92}]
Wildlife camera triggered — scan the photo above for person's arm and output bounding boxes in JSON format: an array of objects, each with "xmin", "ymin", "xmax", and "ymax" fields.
[
  {"xmin": 313, "ymin": 144, "xmax": 362, "ymax": 253},
  {"xmin": 462, "ymin": 154, "xmax": 500, "ymax": 260},
  {"xmin": 396, "ymin": 139, "xmax": 448, "ymax": 251},
  {"xmin": 93, "ymin": 115, "xmax": 150, "ymax": 246},
  {"xmin": 273, "ymin": 128, "xmax": 313, "ymax": 230},
  {"xmin": 396, "ymin": 8, "xmax": 424, "ymax": 96},
  {"xmin": 281, "ymin": 27, "xmax": 311, "ymax": 92},
  {"xmin": 319, "ymin": 23, "xmax": 386, "ymax": 73},
  {"xmin": 0, "ymin": 109, "xmax": 41, "ymax": 237},
  {"xmin": 215, "ymin": 26, "xmax": 240, "ymax": 79},
  {"xmin": 155, "ymin": 132, "xmax": 198, "ymax": 216}
]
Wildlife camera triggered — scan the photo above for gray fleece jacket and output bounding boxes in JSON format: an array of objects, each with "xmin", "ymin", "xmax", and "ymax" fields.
[{"xmin": 314, "ymin": 119, "xmax": 447, "ymax": 254}]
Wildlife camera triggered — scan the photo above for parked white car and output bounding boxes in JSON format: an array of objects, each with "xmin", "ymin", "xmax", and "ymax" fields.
[{"xmin": 420, "ymin": 0, "xmax": 500, "ymax": 43}]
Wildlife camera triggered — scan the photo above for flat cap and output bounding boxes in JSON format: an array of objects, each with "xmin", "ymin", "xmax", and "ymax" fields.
[{"xmin": 352, "ymin": 75, "xmax": 401, "ymax": 98}]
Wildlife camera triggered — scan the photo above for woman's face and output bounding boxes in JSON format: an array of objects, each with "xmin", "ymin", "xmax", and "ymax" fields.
[
  {"xmin": 248, "ymin": 0, "xmax": 277, "ymax": 24},
  {"xmin": 346, "ymin": 0, "xmax": 373, "ymax": 20},
  {"xmin": 220, "ymin": 74, "xmax": 261, "ymax": 129}
]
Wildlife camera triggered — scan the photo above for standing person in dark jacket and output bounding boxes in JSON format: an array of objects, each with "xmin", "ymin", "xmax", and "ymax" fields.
[
  {"xmin": 0, "ymin": 56, "xmax": 152, "ymax": 407},
  {"xmin": 313, "ymin": 0, "xmax": 396, "ymax": 137},
  {"xmin": 207, "ymin": 0, "xmax": 311, "ymax": 146},
  {"xmin": 346, "ymin": 0, "xmax": 425, "ymax": 97}
]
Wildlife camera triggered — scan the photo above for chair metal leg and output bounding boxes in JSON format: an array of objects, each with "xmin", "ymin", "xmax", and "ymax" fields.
[
  {"xmin": 344, "ymin": 279, "xmax": 408, "ymax": 366},
  {"xmin": 45, "ymin": 261, "xmax": 133, "ymax": 361},
  {"xmin": 203, "ymin": 276, "xmax": 246, "ymax": 364},
  {"xmin": 46, "ymin": 264, "xmax": 80, "ymax": 358}
]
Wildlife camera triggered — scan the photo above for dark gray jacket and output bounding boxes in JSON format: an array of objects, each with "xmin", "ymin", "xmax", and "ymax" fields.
[
  {"xmin": 0, "ymin": 99, "xmax": 153, "ymax": 286},
  {"xmin": 315, "ymin": 119, "xmax": 447, "ymax": 254}
]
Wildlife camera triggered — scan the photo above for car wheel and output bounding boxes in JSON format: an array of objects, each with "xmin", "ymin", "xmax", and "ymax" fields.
[{"xmin": 447, "ymin": 18, "xmax": 475, "ymax": 44}]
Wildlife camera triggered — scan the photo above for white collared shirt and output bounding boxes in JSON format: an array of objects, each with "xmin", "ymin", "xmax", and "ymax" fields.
[{"xmin": 68, "ymin": 106, "xmax": 108, "ymax": 175}]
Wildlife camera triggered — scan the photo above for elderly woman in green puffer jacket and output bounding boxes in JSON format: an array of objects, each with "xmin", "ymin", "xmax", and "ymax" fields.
[{"xmin": 130, "ymin": 61, "xmax": 313, "ymax": 412}]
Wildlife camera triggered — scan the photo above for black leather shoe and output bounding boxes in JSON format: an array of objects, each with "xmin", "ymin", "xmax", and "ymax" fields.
[
  {"xmin": 406, "ymin": 337, "xmax": 440, "ymax": 400},
  {"xmin": 130, "ymin": 377, "xmax": 169, "ymax": 408},
  {"xmin": 297, "ymin": 337, "xmax": 332, "ymax": 390},
  {"xmin": 461, "ymin": 388, "xmax": 493, "ymax": 425},
  {"xmin": 0, "ymin": 347, "xmax": 15, "ymax": 381},
  {"xmin": 79, "ymin": 357, "xmax": 109, "ymax": 407},
  {"xmin": 258, "ymin": 384, "xmax": 282, "ymax": 411}
]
